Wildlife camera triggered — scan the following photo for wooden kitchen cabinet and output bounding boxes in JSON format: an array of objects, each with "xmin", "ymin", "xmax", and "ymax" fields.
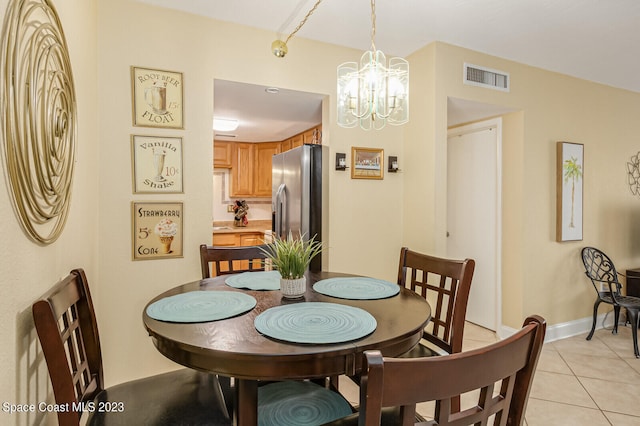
[
  {"xmin": 253, "ymin": 142, "xmax": 280, "ymax": 197},
  {"xmin": 230, "ymin": 142, "xmax": 254, "ymax": 197},
  {"xmin": 303, "ymin": 124, "xmax": 322, "ymax": 144},
  {"xmin": 212, "ymin": 233, "xmax": 237, "ymax": 246},
  {"xmin": 290, "ymin": 133, "xmax": 304, "ymax": 149},
  {"xmin": 230, "ymin": 142, "xmax": 279, "ymax": 197},
  {"xmin": 211, "ymin": 231, "xmax": 265, "ymax": 275},
  {"xmin": 279, "ymin": 124, "xmax": 321, "ymax": 154},
  {"xmin": 212, "ymin": 232, "xmax": 264, "ymax": 247},
  {"xmin": 239, "ymin": 232, "xmax": 264, "ymax": 246},
  {"xmin": 226, "ymin": 125, "xmax": 320, "ymax": 197},
  {"xmin": 280, "ymin": 139, "xmax": 292, "ymax": 152},
  {"xmin": 213, "ymin": 140, "xmax": 232, "ymax": 168}
]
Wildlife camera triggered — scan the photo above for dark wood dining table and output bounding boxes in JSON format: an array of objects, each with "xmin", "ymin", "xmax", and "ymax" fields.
[{"xmin": 142, "ymin": 271, "xmax": 431, "ymax": 426}]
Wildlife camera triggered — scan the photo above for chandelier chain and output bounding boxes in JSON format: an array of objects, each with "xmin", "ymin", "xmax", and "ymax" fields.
[
  {"xmin": 285, "ymin": 0, "xmax": 324, "ymax": 44},
  {"xmin": 370, "ymin": 0, "xmax": 377, "ymax": 51}
]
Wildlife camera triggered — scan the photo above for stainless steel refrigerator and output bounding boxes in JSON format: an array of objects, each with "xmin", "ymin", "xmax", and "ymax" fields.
[{"xmin": 272, "ymin": 144, "xmax": 326, "ymax": 271}]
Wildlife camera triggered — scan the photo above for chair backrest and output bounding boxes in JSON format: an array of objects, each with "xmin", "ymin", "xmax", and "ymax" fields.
[
  {"xmin": 200, "ymin": 244, "xmax": 269, "ymax": 278},
  {"xmin": 581, "ymin": 246, "xmax": 622, "ymax": 295},
  {"xmin": 360, "ymin": 315, "xmax": 546, "ymax": 426},
  {"xmin": 32, "ymin": 268, "xmax": 103, "ymax": 426},
  {"xmin": 397, "ymin": 247, "xmax": 475, "ymax": 354}
]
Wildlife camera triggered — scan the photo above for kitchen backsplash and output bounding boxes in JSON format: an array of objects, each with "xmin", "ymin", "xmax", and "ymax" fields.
[{"xmin": 213, "ymin": 169, "xmax": 272, "ymax": 221}]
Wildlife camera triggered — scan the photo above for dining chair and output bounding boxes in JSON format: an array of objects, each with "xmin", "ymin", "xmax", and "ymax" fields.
[
  {"xmin": 326, "ymin": 315, "xmax": 546, "ymax": 426},
  {"xmin": 397, "ymin": 247, "xmax": 475, "ymax": 357},
  {"xmin": 32, "ymin": 268, "xmax": 233, "ymax": 426},
  {"xmin": 200, "ymin": 243, "xmax": 269, "ymax": 278},
  {"xmin": 581, "ymin": 246, "xmax": 640, "ymax": 357},
  {"xmin": 342, "ymin": 247, "xmax": 475, "ymax": 410}
]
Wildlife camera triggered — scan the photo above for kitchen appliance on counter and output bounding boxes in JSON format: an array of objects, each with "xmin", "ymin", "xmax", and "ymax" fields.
[{"xmin": 272, "ymin": 144, "xmax": 327, "ymax": 271}]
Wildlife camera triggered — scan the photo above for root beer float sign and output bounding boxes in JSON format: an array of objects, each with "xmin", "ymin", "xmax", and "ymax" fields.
[{"xmin": 131, "ymin": 67, "xmax": 184, "ymax": 129}]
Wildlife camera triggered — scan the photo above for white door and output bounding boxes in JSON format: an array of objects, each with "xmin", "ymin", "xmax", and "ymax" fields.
[{"xmin": 447, "ymin": 119, "xmax": 501, "ymax": 331}]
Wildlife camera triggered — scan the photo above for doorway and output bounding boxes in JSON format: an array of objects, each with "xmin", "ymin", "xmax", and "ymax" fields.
[
  {"xmin": 212, "ymin": 79, "xmax": 324, "ymax": 222},
  {"xmin": 446, "ymin": 118, "xmax": 502, "ymax": 331}
]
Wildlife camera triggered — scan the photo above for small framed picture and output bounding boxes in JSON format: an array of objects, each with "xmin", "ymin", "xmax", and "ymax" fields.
[
  {"xmin": 132, "ymin": 202, "xmax": 183, "ymax": 260},
  {"xmin": 131, "ymin": 135, "xmax": 183, "ymax": 193},
  {"xmin": 351, "ymin": 147, "xmax": 384, "ymax": 179},
  {"xmin": 556, "ymin": 141, "xmax": 584, "ymax": 242},
  {"xmin": 131, "ymin": 66, "xmax": 184, "ymax": 129}
]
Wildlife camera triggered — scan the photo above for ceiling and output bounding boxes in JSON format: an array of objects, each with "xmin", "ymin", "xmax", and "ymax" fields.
[
  {"xmin": 214, "ymin": 80, "xmax": 323, "ymax": 142},
  {"xmin": 139, "ymin": 0, "xmax": 640, "ymax": 139}
]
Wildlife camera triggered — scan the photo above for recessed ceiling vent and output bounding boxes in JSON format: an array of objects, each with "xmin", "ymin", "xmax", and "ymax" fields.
[
  {"xmin": 215, "ymin": 133, "xmax": 236, "ymax": 138},
  {"xmin": 463, "ymin": 63, "xmax": 510, "ymax": 92}
]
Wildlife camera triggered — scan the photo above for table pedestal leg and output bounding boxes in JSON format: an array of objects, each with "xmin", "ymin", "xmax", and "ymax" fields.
[{"xmin": 235, "ymin": 379, "xmax": 258, "ymax": 426}]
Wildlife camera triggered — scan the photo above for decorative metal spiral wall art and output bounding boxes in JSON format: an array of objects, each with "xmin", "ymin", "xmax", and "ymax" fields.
[
  {"xmin": 627, "ymin": 152, "xmax": 640, "ymax": 197},
  {"xmin": 0, "ymin": 0, "xmax": 77, "ymax": 244}
]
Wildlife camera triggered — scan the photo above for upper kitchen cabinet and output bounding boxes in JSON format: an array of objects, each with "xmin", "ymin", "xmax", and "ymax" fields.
[
  {"xmin": 280, "ymin": 124, "xmax": 322, "ymax": 153},
  {"xmin": 303, "ymin": 124, "xmax": 322, "ymax": 144},
  {"xmin": 224, "ymin": 124, "xmax": 321, "ymax": 197},
  {"xmin": 280, "ymin": 139, "xmax": 292, "ymax": 152},
  {"xmin": 289, "ymin": 133, "xmax": 304, "ymax": 149},
  {"xmin": 213, "ymin": 140, "xmax": 232, "ymax": 168},
  {"xmin": 253, "ymin": 142, "xmax": 281, "ymax": 197},
  {"xmin": 230, "ymin": 142, "xmax": 254, "ymax": 196},
  {"xmin": 229, "ymin": 142, "xmax": 280, "ymax": 197}
]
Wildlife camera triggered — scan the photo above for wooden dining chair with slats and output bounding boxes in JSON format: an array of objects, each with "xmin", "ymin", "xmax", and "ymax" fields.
[
  {"xmin": 389, "ymin": 247, "xmax": 476, "ymax": 413},
  {"xmin": 200, "ymin": 244, "xmax": 269, "ymax": 278},
  {"xmin": 327, "ymin": 315, "xmax": 546, "ymax": 426},
  {"xmin": 397, "ymin": 247, "xmax": 476, "ymax": 357},
  {"xmin": 32, "ymin": 268, "xmax": 233, "ymax": 426},
  {"xmin": 342, "ymin": 247, "xmax": 475, "ymax": 402}
]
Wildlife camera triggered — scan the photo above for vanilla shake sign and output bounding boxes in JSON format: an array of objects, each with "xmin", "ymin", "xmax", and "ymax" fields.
[
  {"xmin": 132, "ymin": 202, "xmax": 183, "ymax": 260},
  {"xmin": 131, "ymin": 135, "xmax": 183, "ymax": 193},
  {"xmin": 132, "ymin": 67, "xmax": 184, "ymax": 129}
]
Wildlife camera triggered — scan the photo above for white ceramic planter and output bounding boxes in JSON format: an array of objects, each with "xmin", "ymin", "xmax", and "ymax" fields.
[{"xmin": 280, "ymin": 276, "xmax": 306, "ymax": 299}]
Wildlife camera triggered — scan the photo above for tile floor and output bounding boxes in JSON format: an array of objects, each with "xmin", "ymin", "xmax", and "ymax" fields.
[{"xmin": 339, "ymin": 321, "xmax": 640, "ymax": 425}]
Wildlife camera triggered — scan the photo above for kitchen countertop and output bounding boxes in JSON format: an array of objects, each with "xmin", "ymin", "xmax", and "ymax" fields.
[{"xmin": 212, "ymin": 220, "xmax": 272, "ymax": 234}]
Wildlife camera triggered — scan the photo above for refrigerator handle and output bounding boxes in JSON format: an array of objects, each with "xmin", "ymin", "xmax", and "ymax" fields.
[{"xmin": 275, "ymin": 183, "xmax": 286, "ymax": 238}]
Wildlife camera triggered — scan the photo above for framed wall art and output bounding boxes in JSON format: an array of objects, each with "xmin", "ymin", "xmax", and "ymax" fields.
[
  {"xmin": 131, "ymin": 66, "xmax": 184, "ymax": 129},
  {"xmin": 351, "ymin": 147, "xmax": 384, "ymax": 180},
  {"xmin": 131, "ymin": 135, "xmax": 183, "ymax": 193},
  {"xmin": 556, "ymin": 141, "xmax": 583, "ymax": 242},
  {"xmin": 132, "ymin": 202, "xmax": 183, "ymax": 260}
]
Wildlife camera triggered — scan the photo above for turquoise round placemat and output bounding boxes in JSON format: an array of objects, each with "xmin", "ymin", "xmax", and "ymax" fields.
[
  {"xmin": 254, "ymin": 302, "xmax": 377, "ymax": 344},
  {"xmin": 225, "ymin": 270, "xmax": 281, "ymax": 290},
  {"xmin": 146, "ymin": 291, "xmax": 256, "ymax": 323},
  {"xmin": 258, "ymin": 381, "xmax": 352, "ymax": 426},
  {"xmin": 313, "ymin": 277, "xmax": 400, "ymax": 300}
]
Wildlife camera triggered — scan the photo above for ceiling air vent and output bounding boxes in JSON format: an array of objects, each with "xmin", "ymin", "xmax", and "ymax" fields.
[
  {"xmin": 215, "ymin": 133, "xmax": 236, "ymax": 138},
  {"xmin": 463, "ymin": 63, "xmax": 510, "ymax": 92}
]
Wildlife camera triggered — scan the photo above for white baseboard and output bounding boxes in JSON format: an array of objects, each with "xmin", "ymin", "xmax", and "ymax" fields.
[{"xmin": 497, "ymin": 310, "xmax": 620, "ymax": 343}]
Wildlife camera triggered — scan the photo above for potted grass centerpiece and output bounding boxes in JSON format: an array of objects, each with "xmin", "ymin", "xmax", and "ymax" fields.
[{"xmin": 261, "ymin": 231, "xmax": 323, "ymax": 298}]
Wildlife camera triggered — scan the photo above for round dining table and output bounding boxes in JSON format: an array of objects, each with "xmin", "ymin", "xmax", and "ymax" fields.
[{"xmin": 142, "ymin": 271, "xmax": 431, "ymax": 426}]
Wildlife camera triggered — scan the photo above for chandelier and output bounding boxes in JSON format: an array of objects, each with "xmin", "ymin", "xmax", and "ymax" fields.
[{"xmin": 337, "ymin": 0, "xmax": 409, "ymax": 130}]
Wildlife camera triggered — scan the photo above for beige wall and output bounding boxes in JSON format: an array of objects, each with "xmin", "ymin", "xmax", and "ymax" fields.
[
  {"xmin": 405, "ymin": 42, "xmax": 640, "ymax": 328},
  {"xmin": 95, "ymin": 0, "xmax": 405, "ymax": 389},
  {"xmin": 0, "ymin": 0, "xmax": 99, "ymax": 424},
  {"xmin": 5, "ymin": 0, "xmax": 640, "ymax": 424}
]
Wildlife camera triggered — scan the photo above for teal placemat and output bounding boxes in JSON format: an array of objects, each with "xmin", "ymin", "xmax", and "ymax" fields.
[
  {"xmin": 146, "ymin": 291, "xmax": 256, "ymax": 323},
  {"xmin": 254, "ymin": 302, "xmax": 376, "ymax": 344},
  {"xmin": 313, "ymin": 277, "xmax": 399, "ymax": 300},
  {"xmin": 225, "ymin": 270, "xmax": 281, "ymax": 290},
  {"xmin": 258, "ymin": 381, "xmax": 352, "ymax": 426}
]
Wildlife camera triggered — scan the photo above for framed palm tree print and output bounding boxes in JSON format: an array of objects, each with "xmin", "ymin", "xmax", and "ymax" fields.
[{"xmin": 556, "ymin": 142, "xmax": 583, "ymax": 242}]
